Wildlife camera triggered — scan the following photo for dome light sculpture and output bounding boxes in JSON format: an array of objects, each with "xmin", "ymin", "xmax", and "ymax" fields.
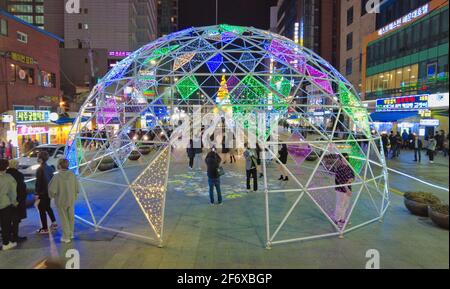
[{"xmin": 66, "ymin": 25, "xmax": 390, "ymax": 248}]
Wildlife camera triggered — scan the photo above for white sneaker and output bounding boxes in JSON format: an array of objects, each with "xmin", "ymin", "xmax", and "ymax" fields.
[
  {"xmin": 61, "ymin": 238, "xmax": 71, "ymax": 244},
  {"xmin": 1, "ymin": 242, "xmax": 17, "ymax": 251}
]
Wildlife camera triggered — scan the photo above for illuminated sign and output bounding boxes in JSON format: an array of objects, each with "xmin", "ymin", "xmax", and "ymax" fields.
[
  {"xmin": 108, "ymin": 51, "xmax": 131, "ymax": 58},
  {"xmin": 420, "ymin": 119, "xmax": 440, "ymax": 127},
  {"xmin": 10, "ymin": 52, "xmax": 34, "ymax": 65},
  {"xmin": 378, "ymin": 4, "xmax": 429, "ymax": 36},
  {"xmin": 1, "ymin": 115, "xmax": 13, "ymax": 123},
  {"xmin": 428, "ymin": 93, "xmax": 449, "ymax": 108},
  {"xmin": 376, "ymin": 95, "xmax": 429, "ymax": 112},
  {"xmin": 17, "ymin": 125, "xmax": 49, "ymax": 135},
  {"xmin": 15, "ymin": 110, "xmax": 50, "ymax": 123}
]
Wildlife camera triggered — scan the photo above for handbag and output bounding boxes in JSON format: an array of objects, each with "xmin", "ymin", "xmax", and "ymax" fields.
[{"xmin": 217, "ymin": 166, "xmax": 225, "ymax": 176}]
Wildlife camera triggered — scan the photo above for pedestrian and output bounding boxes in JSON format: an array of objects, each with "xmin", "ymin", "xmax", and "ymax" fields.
[
  {"xmin": 229, "ymin": 147, "xmax": 237, "ymax": 164},
  {"xmin": 402, "ymin": 130, "xmax": 409, "ymax": 149},
  {"xmin": 205, "ymin": 147, "xmax": 222, "ymax": 205},
  {"xmin": 413, "ymin": 134, "xmax": 423, "ymax": 162},
  {"xmin": 333, "ymin": 153, "xmax": 355, "ymax": 229},
  {"xmin": 221, "ymin": 136, "xmax": 230, "ymax": 164},
  {"xmin": 49, "ymin": 159, "xmax": 80, "ymax": 243},
  {"xmin": 193, "ymin": 139, "xmax": 203, "ymax": 171},
  {"xmin": 243, "ymin": 143, "xmax": 258, "ymax": 192},
  {"xmin": 0, "ymin": 158, "xmax": 18, "ymax": 251},
  {"xmin": 444, "ymin": 134, "xmax": 449, "ymax": 158},
  {"xmin": 389, "ymin": 131, "xmax": 397, "ymax": 159},
  {"xmin": 6, "ymin": 160, "xmax": 28, "ymax": 243},
  {"xmin": 186, "ymin": 139, "xmax": 195, "ymax": 170},
  {"xmin": 381, "ymin": 133, "xmax": 390, "ymax": 159},
  {"xmin": 5, "ymin": 140, "xmax": 14, "ymax": 160},
  {"xmin": 35, "ymin": 151, "xmax": 58, "ymax": 234},
  {"xmin": 256, "ymin": 143, "xmax": 263, "ymax": 178},
  {"xmin": 395, "ymin": 133, "xmax": 402, "ymax": 157},
  {"xmin": 0, "ymin": 142, "xmax": 5, "ymax": 159},
  {"xmin": 427, "ymin": 136, "xmax": 437, "ymax": 164},
  {"xmin": 277, "ymin": 144, "xmax": 289, "ymax": 181}
]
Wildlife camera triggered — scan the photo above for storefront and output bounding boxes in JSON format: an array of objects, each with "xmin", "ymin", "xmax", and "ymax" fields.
[
  {"xmin": 1, "ymin": 109, "xmax": 75, "ymax": 155},
  {"xmin": 370, "ymin": 93, "xmax": 449, "ymax": 136}
]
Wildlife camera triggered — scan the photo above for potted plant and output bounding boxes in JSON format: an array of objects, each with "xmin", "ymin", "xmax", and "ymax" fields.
[
  {"xmin": 128, "ymin": 150, "xmax": 141, "ymax": 161},
  {"xmin": 98, "ymin": 157, "xmax": 116, "ymax": 171},
  {"xmin": 429, "ymin": 204, "xmax": 449, "ymax": 230},
  {"xmin": 403, "ymin": 192, "xmax": 441, "ymax": 217},
  {"xmin": 139, "ymin": 145, "xmax": 152, "ymax": 155}
]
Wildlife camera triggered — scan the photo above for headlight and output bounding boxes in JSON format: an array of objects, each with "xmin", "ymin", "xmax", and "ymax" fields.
[{"xmin": 30, "ymin": 164, "xmax": 40, "ymax": 171}]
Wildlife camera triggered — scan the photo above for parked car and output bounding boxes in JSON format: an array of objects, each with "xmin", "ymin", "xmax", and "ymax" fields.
[{"xmin": 17, "ymin": 145, "xmax": 66, "ymax": 179}]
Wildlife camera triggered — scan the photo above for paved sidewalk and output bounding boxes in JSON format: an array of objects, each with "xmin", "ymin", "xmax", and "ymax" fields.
[{"xmin": 0, "ymin": 148, "xmax": 448, "ymax": 269}]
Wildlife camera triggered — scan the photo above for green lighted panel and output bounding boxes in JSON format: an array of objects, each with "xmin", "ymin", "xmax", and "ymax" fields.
[
  {"xmin": 339, "ymin": 82, "xmax": 371, "ymax": 138},
  {"xmin": 175, "ymin": 75, "xmax": 199, "ymax": 100}
]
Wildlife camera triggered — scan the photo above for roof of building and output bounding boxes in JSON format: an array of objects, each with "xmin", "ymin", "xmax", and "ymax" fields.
[{"xmin": 0, "ymin": 9, "xmax": 64, "ymax": 43}]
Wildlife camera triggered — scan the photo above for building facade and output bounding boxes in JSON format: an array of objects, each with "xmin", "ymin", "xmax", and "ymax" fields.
[
  {"xmin": 276, "ymin": 0, "xmax": 340, "ymax": 68},
  {"xmin": 0, "ymin": 0, "xmax": 45, "ymax": 29},
  {"xmin": 339, "ymin": 0, "xmax": 376, "ymax": 95},
  {"xmin": 157, "ymin": 0, "xmax": 178, "ymax": 37},
  {"xmin": 362, "ymin": 0, "xmax": 449, "ymax": 135},
  {"xmin": 0, "ymin": 9, "xmax": 64, "ymax": 148}
]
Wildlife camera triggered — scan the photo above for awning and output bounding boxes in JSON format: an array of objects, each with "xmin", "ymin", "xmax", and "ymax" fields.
[
  {"xmin": 370, "ymin": 111, "xmax": 419, "ymax": 122},
  {"xmin": 50, "ymin": 117, "xmax": 90, "ymax": 125}
]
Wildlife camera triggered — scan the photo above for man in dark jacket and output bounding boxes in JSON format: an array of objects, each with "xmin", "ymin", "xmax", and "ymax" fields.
[
  {"xmin": 205, "ymin": 148, "xmax": 222, "ymax": 205},
  {"xmin": 186, "ymin": 139, "xmax": 195, "ymax": 169},
  {"xmin": 35, "ymin": 151, "xmax": 57, "ymax": 234},
  {"xmin": 6, "ymin": 159, "xmax": 28, "ymax": 243}
]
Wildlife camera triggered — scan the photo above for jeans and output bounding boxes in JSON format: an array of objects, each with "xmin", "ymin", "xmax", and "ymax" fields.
[
  {"xmin": 188, "ymin": 157, "xmax": 194, "ymax": 169},
  {"xmin": 246, "ymin": 168, "xmax": 258, "ymax": 191},
  {"xmin": 414, "ymin": 149, "xmax": 421, "ymax": 162},
  {"xmin": 208, "ymin": 178, "xmax": 222, "ymax": 204},
  {"xmin": 334, "ymin": 191, "xmax": 351, "ymax": 222},
  {"xmin": 0, "ymin": 206, "xmax": 14, "ymax": 245},
  {"xmin": 429, "ymin": 150, "xmax": 435, "ymax": 161},
  {"xmin": 37, "ymin": 197, "xmax": 56, "ymax": 230}
]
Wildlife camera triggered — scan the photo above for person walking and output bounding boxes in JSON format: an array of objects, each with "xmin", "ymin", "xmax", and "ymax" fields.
[
  {"xmin": 193, "ymin": 139, "xmax": 203, "ymax": 171},
  {"xmin": 389, "ymin": 132, "xmax": 397, "ymax": 159},
  {"xmin": 333, "ymin": 153, "xmax": 355, "ymax": 229},
  {"xmin": 243, "ymin": 143, "xmax": 258, "ymax": 192},
  {"xmin": 427, "ymin": 136, "xmax": 437, "ymax": 164},
  {"xmin": 5, "ymin": 140, "xmax": 14, "ymax": 160},
  {"xmin": 35, "ymin": 151, "xmax": 58, "ymax": 234},
  {"xmin": 49, "ymin": 159, "xmax": 80, "ymax": 243},
  {"xmin": 277, "ymin": 144, "xmax": 289, "ymax": 181},
  {"xmin": 186, "ymin": 139, "xmax": 195, "ymax": 170},
  {"xmin": 0, "ymin": 159, "xmax": 18, "ymax": 251},
  {"xmin": 256, "ymin": 143, "xmax": 263, "ymax": 178},
  {"xmin": 402, "ymin": 130, "xmax": 409, "ymax": 149},
  {"xmin": 381, "ymin": 133, "xmax": 390, "ymax": 159},
  {"xmin": 221, "ymin": 136, "xmax": 230, "ymax": 165},
  {"xmin": 413, "ymin": 134, "xmax": 423, "ymax": 162},
  {"xmin": 6, "ymin": 160, "xmax": 28, "ymax": 243},
  {"xmin": 0, "ymin": 142, "xmax": 5, "ymax": 159},
  {"xmin": 205, "ymin": 148, "xmax": 222, "ymax": 205}
]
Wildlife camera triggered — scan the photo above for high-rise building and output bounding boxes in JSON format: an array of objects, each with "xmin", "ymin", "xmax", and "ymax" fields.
[
  {"xmin": 362, "ymin": 0, "xmax": 449, "ymax": 137},
  {"xmin": 157, "ymin": 0, "xmax": 178, "ymax": 37},
  {"xmin": 339, "ymin": 0, "xmax": 376, "ymax": 95},
  {"xmin": 276, "ymin": 0, "xmax": 340, "ymax": 68},
  {"xmin": 0, "ymin": 0, "xmax": 45, "ymax": 29}
]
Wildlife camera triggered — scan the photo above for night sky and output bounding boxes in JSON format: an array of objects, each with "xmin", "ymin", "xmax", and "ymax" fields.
[{"xmin": 178, "ymin": 0, "xmax": 278, "ymax": 30}]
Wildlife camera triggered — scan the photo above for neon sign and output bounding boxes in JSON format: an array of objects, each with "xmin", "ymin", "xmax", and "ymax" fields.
[
  {"xmin": 108, "ymin": 51, "xmax": 131, "ymax": 57},
  {"xmin": 17, "ymin": 125, "xmax": 49, "ymax": 135},
  {"xmin": 15, "ymin": 110, "xmax": 50, "ymax": 123},
  {"xmin": 378, "ymin": 4, "xmax": 429, "ymax": 36},
  {"xmin": 376, "ymin": 95, "xmax": 429, "ymax": 112}
]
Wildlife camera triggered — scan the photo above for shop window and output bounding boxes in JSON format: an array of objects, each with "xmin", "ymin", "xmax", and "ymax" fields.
[
  {"xmin": 16, "ymin": 65, "xmax": 34, "ymax": 85},
  {"xmin": 0, "ymin": 19, "xmax": 7, "ymax": 36},
  {"xmin": 40, "ymin": 71, "xmax": 56, "ymax": 88},
  {"xmin": 427, "ymin": 63, "xmax": 437, "ymax": 79}
]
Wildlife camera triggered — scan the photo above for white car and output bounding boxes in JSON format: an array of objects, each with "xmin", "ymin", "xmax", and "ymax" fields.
[{"xmin": 18, "ymin": 145, "xmax": 66, "ymax": 179}]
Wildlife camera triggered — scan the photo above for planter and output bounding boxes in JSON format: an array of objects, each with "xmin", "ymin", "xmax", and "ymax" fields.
[
  {"xmin": 128, "ymin": 151, "xmax": 141, "ymax": 161},
  {"xmin": 98, "ymin": 157, "xmax": 116, "ymax": 171},
  {"xmin": 403, "ymin": 192, "xmax": 441, "ymax": 217},
  {"xmin": 429, "ymin": 205, "xmax": 449, "ymax": 230},
  {"xmin": 404, "ymin": 198, "xmax": 430, "ymax": 217},
  {"xmin": 306, "ymin": 154, "xmax": 318, "ymax": 161},
  {"xmin": 139, "ymin": 146, "xmax": 152, "ymax": 155}
]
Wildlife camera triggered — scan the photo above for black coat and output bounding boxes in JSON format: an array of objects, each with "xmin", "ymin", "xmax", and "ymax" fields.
[
  {"xmin": 278, "ymin": 146, "xmax": 288, "ymax": 165},
  {"xmin": 6, "ymin": 168, "xmax": 27, "ymax": 220},
  {"xmin": 205, "ymin": 152, "xmax": 221, "ymax": 179}
]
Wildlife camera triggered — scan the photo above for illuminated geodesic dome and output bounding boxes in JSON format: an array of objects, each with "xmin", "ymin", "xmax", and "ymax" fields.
[{"xmin": 66, "ymin": 25, "xmax": 390, "ymax": 247}]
